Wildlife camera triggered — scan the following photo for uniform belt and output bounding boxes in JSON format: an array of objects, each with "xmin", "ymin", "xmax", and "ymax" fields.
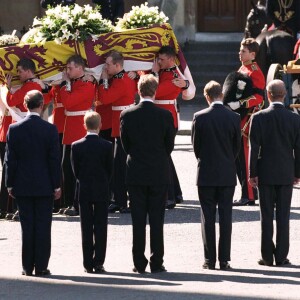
[
  {"xmin": 54, "ymin": 103, "xmax": 63, "ymax": 109},
  {"xmin": 65, "ymin": 109, "xmax": 91, "ymax": 116},
  {"xmin": 153, "ymin": 99, "xmax": 175, "ymax": 104},
  {"xmin": 112, "ymin": 104, "xmax": 134, "ymax": 111}
]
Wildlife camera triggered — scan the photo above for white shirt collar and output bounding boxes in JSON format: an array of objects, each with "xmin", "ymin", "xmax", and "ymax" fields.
[
  {"xmin": 27, "ymin": 112, "xmax": 40, "ymax": 117},
  {"xmin": 87, "ymin": 132, "xmax": 98, "ymax": 136},
  {"xmin": 270, "ymin": 101, "xmax": 284, "ymax": 106},
  {"xmin": 140, "ymin": 97, "xmax": 154, "ymax": 103},
  {"xmin": 211, "ymin": 100, "xmax": 223, "ymax": 106}
]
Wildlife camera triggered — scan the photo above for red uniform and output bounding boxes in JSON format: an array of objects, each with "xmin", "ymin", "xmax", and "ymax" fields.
[
  {"xmin": 238, "ymin": 61, "xmax": 265, "ymax": 201},
  {"xmin": 48, "ymin": 85, "xmax": 65, "ymax": 134},
  {"xmin": 60, "ymin": 79, "xmax": 95, "ymax": 145},
  {"xmin": 98, "ymin": 71, "xmax": 137, "ymax": 137},
  {"xmin": 154, "ymin": 66, "xmax": 183, "ymax": 129}
]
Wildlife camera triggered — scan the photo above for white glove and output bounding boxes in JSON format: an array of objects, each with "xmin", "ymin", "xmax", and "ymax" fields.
[{"xmin": 227, "ymin": 101, "xmax": 240, "ymax": 110}]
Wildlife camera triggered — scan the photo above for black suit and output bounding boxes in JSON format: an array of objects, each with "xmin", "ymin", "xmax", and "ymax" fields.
[
  {"xmin": 192, "ymin": 103, "xmax": 241, "ymax": 265},
  {"xmin": 5, "ymin": 114, "xmax": 60, "ymax": 274},
  {"xmin": 249, "ymin": 103, "xmax": 300, "ymax": 264},
  {"xmin": 120, "ymin": 100, "xmax": 175, "ymax": 272},
  {"xmin": 71, "ymin": 134, "xmax": 113, "ymax": 270}
]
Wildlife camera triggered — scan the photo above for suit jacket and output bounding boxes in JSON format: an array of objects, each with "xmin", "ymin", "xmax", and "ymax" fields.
[
  {"xmin": 249, "ymin": 103, "xmax": 300, "ymax": 185},
  {"xmin": 5, "ymin": 114, "xmax": 61, "ymax": 197},
  {"xmin": 71, "ymin": 134, "xmax": 113, "ymax": 202},
  {"xmin": 192, "ymin": 103, "xmax": 241, "ymax": 186},
  {"xmin": 120, "ymin": 101, "xmax": 175, "ymax": 185}
]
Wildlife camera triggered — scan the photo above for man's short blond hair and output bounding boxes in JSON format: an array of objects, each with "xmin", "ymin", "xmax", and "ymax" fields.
[
  {"xmin": 84, "ymin": 111, "xmax": 101, "ymax": 130},
  {"xmin": 204, "ymin": 81, "xmax": 222, "ymax": 100},
  {"xmin": 267, "ymin": 79, "xmax": 286, "ymax": 102},
  {"xmin": 138, "ymin": 74, "xmax": 158, "ymax": 98}
]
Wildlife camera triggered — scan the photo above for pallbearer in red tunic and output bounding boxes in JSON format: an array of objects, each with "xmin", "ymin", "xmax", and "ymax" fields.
[
  {"xmin": 227, "ymin": 38, "xmax": 265, "ymax": 206},
  {"xmin": 59, "ymin": 55, "xmax": 95, "ymax": 216},
  {"xmin": 151, "ymin": 46, "xmax": 190, "ymax": 209},
  {"xmin": 0, "ymin": 58, "xmax": 43, "ymax": 220},
  {"xmin": 97, "ymin": 51, "xmax": 137, "ymax": 213}
]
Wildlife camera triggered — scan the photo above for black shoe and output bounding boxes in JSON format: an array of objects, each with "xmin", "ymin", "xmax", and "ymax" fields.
[
  {"xmin": 58, "ymin": 207, "xmax": 67, "ymax": 215},
  {"xmin": 64, "ymin": 206, "xmax": 79, "ymax": 216},
  {"xmin": 276, "ymin": 258, "xmax": 291, "ymax": 266},
  {"xmin": 108, "ymin": 203, "xmax": 121, "ymax": 213},
  {"xmin": 0, "ymin": 211, "xmax": 7, "ymax": 219},
  {"xmin": 258, "ymin": 259, "xmax": 273, "ymax": 266},
  {"xmin": 233, "ymin": 198, "xmax": 251, "ymax": 206},
  {"xmin": 94, "ymin": 265, "xmax": 106, "ymax": 273},
  {"xmin": 5, "ymin": 213, "xmax": 14, "ymax": 220},
  {"xmin": 22, "ymin": 270, "xmax": 33, "ymax": 276},
  {"xmin": 133, "ymin": 267, "xmax": 146, "ymax": 274},
  {"xmin": 12, "ymin": 211, "xmax": 19, "ymax": 221},
  {"xmin": 151, "ymin": 265, "xmax": 167, "ymax": 273},
  {"xmin": 53, "ymin": 207, "xmax": 60, "ymax": 214},
  {"xmin": 202, "ymin": 261, "xmax": 215, "ymax": 270},
  {"xmin": 119, "ymin": 207, "xmax": 131, "ymax": 214},
  {"xmin": 176, "ymin": 195, "xmax": 184, "ymax": 204},
  {"xmin": 247, "ymin": 200, "xmax": 256, "ymax": 206},
  {"xmin": 219, "ymin": 261, "xmax": 231, "ymax": 270},
  {"xmin": 35, "ymin": 269, "xmax": 51, "ymax": 276},
  {"xmin": 166, "ymin": 200, "xmax": 176, "ymax": 209},
  {"xmin": 84, "ymin": 268, "xmax": 94, "ymax": 273}
]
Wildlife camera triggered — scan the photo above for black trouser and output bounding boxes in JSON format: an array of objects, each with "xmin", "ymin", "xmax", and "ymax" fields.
[
  {"xmin": 258, "ymin": 184, "xmax": 292, "ymax": 264},
  {"xmin": 198, "ymin": 186, "xmax": 234, "ymax": 264},
  {"xmin": 236, "ymin": 137, "xmax": 258, "ymax": 201},
  {"xmin": 17, "ymin": 196, "xmax": 53, "ymax": 273},
  {"xmin": 167, "ymin": 156, "xmax": 182, "ymax": 201},
  {"xmin": 53, "ymin": 133, "xmax": 63, "ymax": 211},
  {"xmin": 62, "ymin": 145, "xmax": 77, "ymax": 210},
  {"xmin": 128, "ymin": 184, "xmax": 167, "ymax": 271},
  {"xmin": 79, "ymin": 201, "xmax": 108, "ymax": 270},
  {"xmin": 113, "ymin": 137, "xmax": 128, "ymax": 208}
]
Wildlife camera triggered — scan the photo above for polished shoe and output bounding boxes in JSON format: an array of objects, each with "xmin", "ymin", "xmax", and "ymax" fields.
[
  {"xmin": 247, "ymin": 200, "xmax": 256, "ymax": 206},
  {"xmin": 35, "ymin": 269, "xmax": 51, "ymax": 276},
  {"xmin": 176, "ymin": 195, "xmax": 184, "ymax": 204},
  {"xmin": 119, "ymin": 207, "xmax": 131, "ymax": 214},
  {"xmin": 258, "ymin": 259, "xmax": 273, "ymax": 266},
  {"xmin": 276, "ymin": 258, "xmax": 291, "ymax": 266},
  {"xmin": 22, "ymin": 270, "xmax": 33, "ymax": 276},
  {"xmin": 151, "ymin": 265, "xmax": 167, "ymax": 273},
  {"xmin": 84, "ymin": 268, "xmax": 94, "ymax": 273},
  {"xmin": 233, "ymin": 198, "xmax": 251, "ymax": 206},
  {"xmin": 202, "ymin": 261, "xmax": 215, "ymax": 270},
  {"xmin": 94, "ymin": 265, "xmax": 106, "ymax": 273},
  {"xmin": 58, "ymin": 207, "xmax": 67, "ymax": 215},
  {"xmin": 133, "ymin": 267, "xmax": 146, "ymax": 274},
  {"xmin": 219, "ymin": 261, "xmax": 231, "ymax": 270},
  {"xmin": 52, "ymin": 207, "xmax": 60, "ymax": 214},
  {"xmin": 108, "ymin": 203, "xmax": 121, "ymax": 213},
  {"xmin": 12, "ymin": 211, "xmax": 19, "ymax": 221},
  {"xmin": 64, "ymin": 206, "xmax": 79, "ymax": 216},
  {"xmin": 5, "ymin": 213, "xmax": 14, "ymax": 220},
  {"xmin": 166, "ymin": 200, "xmax": 176, "ymax": 209}
]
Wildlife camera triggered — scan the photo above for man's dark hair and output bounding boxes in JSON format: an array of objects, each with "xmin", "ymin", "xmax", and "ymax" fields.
[
  {"xmin": 241, "ymin": 38, "xmax": 260, "ymax": 56},
  {"xmin": 108, "ymin": 50, "xmax": 124, "ymax": 66},
  {"xmin": 158, "ymin": 46, "xmax": 177, "ymax": 58},
  {"xmin": 66, "ymin": 55, "xmax": 87, "ymax": 68},
  {"xmin": 17, "ymin": 58, "xmax": 36, "ymax": 72},
  {"xmin": 24, "ymin": 90, "xmax": 44, "ymax": 110}
]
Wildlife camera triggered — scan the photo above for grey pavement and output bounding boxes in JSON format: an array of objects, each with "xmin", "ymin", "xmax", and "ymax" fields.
[{"xmin": 1, "ymin": 133, "xmax": 300, "ymax": 299}]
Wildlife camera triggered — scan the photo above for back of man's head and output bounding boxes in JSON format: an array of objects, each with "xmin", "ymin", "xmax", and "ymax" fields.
[
  {"xmin": 84, "ymin": 111, "xmax": 101, "ymax": 131},
  {"xmin": 24, "ymin": 90, "xmax": 44, "ymax": 110},
  {"xmin": 267, "ymin": 79, "xmax": 286, "ymax": 102},
  {"xmin": 17, "ymin": 58, "xmax": 36, "ymax": 73},
  {"xmin": 204, "ymin": 81, "xmax": 223, "ymax": 101},
  {"xmin": 138, "ymin": 74, "xmax": 158, "ymax": 98}
]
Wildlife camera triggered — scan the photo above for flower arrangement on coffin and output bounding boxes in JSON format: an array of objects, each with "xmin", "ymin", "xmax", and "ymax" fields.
[
  {"xmin": 116, "ymin": 2, "xmax": 169, "ymax": 30},
  {"xmin": 23, "ymin": 4, "xmax": 114, "ymax": 44},
  {"xmin": 0, "ymin": 31, "xmax": 19, "ymax": 47}
]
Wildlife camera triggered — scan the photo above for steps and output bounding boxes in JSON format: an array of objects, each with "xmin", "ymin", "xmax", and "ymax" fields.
[{"xmin": 179, "ymin": 33, "xmax": 244, "ymax": 106}]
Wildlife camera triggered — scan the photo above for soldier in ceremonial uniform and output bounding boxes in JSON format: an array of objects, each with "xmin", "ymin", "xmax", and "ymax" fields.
[
  {"xmin": 92, "ymin": 0, "xmax": 124, "ymax": 24},
  {"xmin": 0, "ymin": 58, "xmax": 45, "ymax": 220},
  {"xmin": 227, "ymin": 38, "xmax": 265, "ymax": 206},
  {"xmin": 40, "ymin": 0, "xmax": 75, "ymax": 8},
  {"xmin": 59, "ymin": 55, "xmax": 95, "ymax": 216},
  {"xmin": 97, "ymin": 50, "xmax": 137, "ymax": 213},
  {"xmin": 151, "ymin": 46, "xmax": 190, "ymax": 209}
]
